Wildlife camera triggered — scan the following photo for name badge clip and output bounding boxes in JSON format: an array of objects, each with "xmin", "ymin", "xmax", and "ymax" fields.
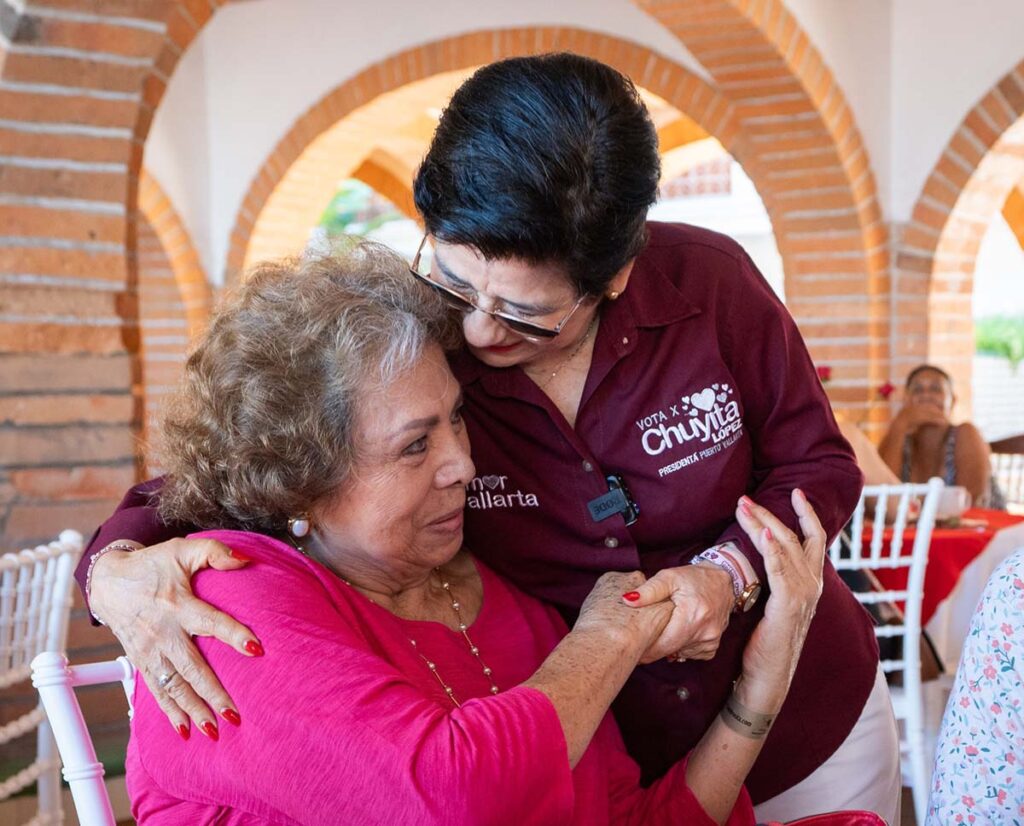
[{"xmin": 587, "ymin": 473, "xmax": 640, "ymax": 526}]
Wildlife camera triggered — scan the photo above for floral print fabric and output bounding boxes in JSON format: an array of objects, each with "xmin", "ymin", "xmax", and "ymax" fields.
[{"xmin": 927, "ymin": 548, "xmax": 1024, "ymax": 824}]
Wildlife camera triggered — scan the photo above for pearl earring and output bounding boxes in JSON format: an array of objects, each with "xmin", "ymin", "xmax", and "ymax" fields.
[
  {"xmin": 288, "ymin": 515, "xmax": 311, "ymax": 538},
  {"xmin": 607, "ymin": 290, "xmax": 620, "ymax": 301}
]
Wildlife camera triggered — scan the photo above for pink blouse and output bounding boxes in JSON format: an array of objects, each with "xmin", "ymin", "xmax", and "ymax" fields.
[{"xmin": 126, "ymin": 530, "xmax": 754, "ymax": 825}]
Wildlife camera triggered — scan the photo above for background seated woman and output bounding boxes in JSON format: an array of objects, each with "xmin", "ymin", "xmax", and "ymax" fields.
[
  {"xmin": 878, "ymin": 364, "xmax": 1004, "ymax": 509},
  {"xmin": 127, "ymin": 243, "xmax": 827, "ymax": 825}
]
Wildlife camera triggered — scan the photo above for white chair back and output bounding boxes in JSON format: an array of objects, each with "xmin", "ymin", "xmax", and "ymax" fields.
[
  {"xmin": 0, "ymin": 529, "xmax": 83, "ymax": 825},
  {"xmin": 31, "ymin": 653, "xmax": 135, "ymax": 826},
  {"xmin": 828, "ymin": 476, "xmax": 944, "ymax": 826}
]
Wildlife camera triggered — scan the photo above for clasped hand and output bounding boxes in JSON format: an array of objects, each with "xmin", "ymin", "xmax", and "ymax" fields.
[{"xmin": 621, "ymin": 490, "xmax": 826, "ymax": 676}]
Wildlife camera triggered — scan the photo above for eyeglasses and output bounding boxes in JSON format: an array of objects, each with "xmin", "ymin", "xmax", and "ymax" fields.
[{"xmin": 408, "ymin": 235, "xmax": 587, "ymax": 340}]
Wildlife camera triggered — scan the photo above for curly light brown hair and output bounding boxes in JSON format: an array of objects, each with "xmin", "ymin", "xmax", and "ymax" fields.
[{"xmin": 157, "ymin": 240, "xmax": 461, "ymax": 535}]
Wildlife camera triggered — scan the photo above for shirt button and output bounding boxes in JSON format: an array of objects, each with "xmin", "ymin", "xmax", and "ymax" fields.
[
  {"xmin": 676, "ymin": 687, "xmax": 690, "ymax": 702},
  {"xmin": 582, "ymin": 460, "xmax": 594, "ymax": 472},
  {"xmin": 604, "ymin": 536, "xmax": 619, "ymax": 549}
]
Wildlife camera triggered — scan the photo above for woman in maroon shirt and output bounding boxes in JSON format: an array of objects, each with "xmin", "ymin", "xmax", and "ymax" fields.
[{"xmin": 82, "ymin": 54, "xmax": 897, "ymax": 823}]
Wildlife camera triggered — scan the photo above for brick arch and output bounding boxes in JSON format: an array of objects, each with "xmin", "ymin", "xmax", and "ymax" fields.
[
  {"xmin": 136, "ymin": 171, "xmax": 212, "ymax": 473},
  {"xmin": 226, "ymin": 28, "xmax": 748, "ymax": 281},
  {"xmin": 898, "ymin": 60, "xmax": 1024, "ymax": 412},
  {"xmin": 634, "ymin": 0, "xmax": 888, "ymax": 423}
]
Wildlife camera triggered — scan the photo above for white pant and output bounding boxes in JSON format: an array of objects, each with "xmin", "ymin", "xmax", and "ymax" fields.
[{"xmin": 753, "ymin": 665, "xmax": 902, "ymax": 826}]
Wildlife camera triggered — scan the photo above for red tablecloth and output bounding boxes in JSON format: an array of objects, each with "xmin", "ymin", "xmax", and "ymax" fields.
[{"xmin": 871, "ymin": 508, "xmax": 1024, "ymax": 623}]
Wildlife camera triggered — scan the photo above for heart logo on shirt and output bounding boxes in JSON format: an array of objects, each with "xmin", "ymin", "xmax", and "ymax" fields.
[
  {"xmin": 482, "ymin": 475, "xmax": 502, "ymax": 490},
  {"xmin": 690, "ymin": 389, "xmax": 716, "ymax": 412}
]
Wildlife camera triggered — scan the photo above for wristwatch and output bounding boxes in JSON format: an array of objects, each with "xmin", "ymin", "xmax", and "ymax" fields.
[{"xmin": 691, "ymin": 544, "xmax": 762, "ymax": 613}]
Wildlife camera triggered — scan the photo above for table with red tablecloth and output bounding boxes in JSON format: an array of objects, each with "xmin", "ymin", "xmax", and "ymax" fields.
[{"xmin": 872, "ymin": 508, "xmax": 1024, "ymax": 666}]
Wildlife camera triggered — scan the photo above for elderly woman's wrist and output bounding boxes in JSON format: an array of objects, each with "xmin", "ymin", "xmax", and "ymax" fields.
[
  {"xmin": 86, "ymin": 541, "xmax": 143, "ymax": 622},
  {"xmin": 733, "ymin": 672, "xmax": 787, "ymax": 715},
  {"xmin": 571, "ymin": 620, "xmax": 644, "ymax": 661}
]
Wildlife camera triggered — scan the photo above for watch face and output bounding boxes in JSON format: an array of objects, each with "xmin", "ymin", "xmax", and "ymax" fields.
[{"xmin": 740, "ymin": 583, "xmax": 762, "ymax": 612}]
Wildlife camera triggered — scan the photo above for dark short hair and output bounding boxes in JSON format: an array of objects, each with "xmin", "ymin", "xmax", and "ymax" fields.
[
  {"xmin": 413, "ymin": 53, "xmax": 660, "ymax": 296},
  {"xmin": 905, "ymin": 363, "xmax": 953, "ymax": 390},
  {"xmin": 158, "ymin": 241, "xmax": 461, "ymax": 535}
]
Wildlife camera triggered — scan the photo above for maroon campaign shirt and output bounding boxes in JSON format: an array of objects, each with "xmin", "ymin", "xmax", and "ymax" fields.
[{"xmin": 77, "ymin": 223, "xmax": 877, "ymax": 804}]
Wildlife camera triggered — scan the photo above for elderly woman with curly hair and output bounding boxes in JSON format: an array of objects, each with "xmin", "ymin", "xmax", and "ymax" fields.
[{"xmin": 124, "ymin": 242, "xmax": 828, "ymax": 825}]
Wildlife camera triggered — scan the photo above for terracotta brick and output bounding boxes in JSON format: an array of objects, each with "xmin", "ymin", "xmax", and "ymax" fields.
[
  {"xmin": 27, "ymin": 15, "xmax": 166, "ymax": 59},
  {"xmin": 0, "ymin": 424, "xmax": 136, "ymax": 466},
  {"xmin": 777, "ymin": 212, "xmax": 862, "ymax": 236},
  {"xmin": 760, "ymin": 144, "xmax": 839, "ymax": 174},
  {"xmin": 964, "ymin": 108, "xmax": 1001, "ymax": 150},
  {"xmin": 9, "ymin": 464, "xmax": 135, "ymax": 500},
  {"xmin": 0, "ymin": 88, "xmax": 138, "ymax": 130},
  {"xmin": 0, "ymin": 282, "xmax": 123, "ymax": 318},
  {"xmin": 909, "ymin": 200, "xmax": 950, "ymax": 234},
  {"xmin": 0, "ymin": 245, "xmax": 126, "ymax": 283},
  {"xmin": 763, "ymin": 168, "xmax": 849, "ymax": 191},
  {"xmin": 0, "ymin": 205, "xmax": 124, "ymax": 245},
  {"xmin": 788, "ymin": 297, "xmax": 873, "ymax": 320},
  {"xmin": 948, "ymin": 129, "xmax": 986, "ymax": 171},
  {"xmin": 788, "ymin": 255, "xmax": 867, "ymax": 276},
  {"xmin": 997, "ymin": 74, "xmax": 1024, "ymax": 117},
  {"xmin": 981, "ymin": 91, "xmax": 1018, "ymax": 135},
  {"xmin": 0, "ymin": 353, "xmax": 133, "ymax": 392},
  {"xmin": 783, "ymin": 232, "xmax": 867, "ymax": 255},
  {"xmin": 0, "ymin": 321, "xmax": 128, "ymax": 354},
  {"xmin": 713, "ymin": 62, "xmax": 791, "ymax": 85},
  {"xmin": 698, "ymin": 45, "xmax": 779, "ymax": 72},
  {"xmin": 752, "ymin": 130, "xmax": 834, "ymax": 156},
  {"xmin": 0, "ymin": 394, "xmax": 133, "ymax": 426},
  {"xmin": 0, "ymin": 164, "xmax": 128, "ymax": 206},
  {"xmin": 2, "ymin": 52, "xmax": 149, "ymax": 94},
  {"xmin": 786, "ymin": 274, "xmax": 876, "ymax": 300},
  {"xmin": 0, "ymin": 127, "xmax": 130, "ymax": 164},
  {"xmin": 934, "ymin": 154, "xmax": 973, "ymax": 191},
  {"xmin": 28, "ymin": 0, "xmax": 170, "ymax": 20}
]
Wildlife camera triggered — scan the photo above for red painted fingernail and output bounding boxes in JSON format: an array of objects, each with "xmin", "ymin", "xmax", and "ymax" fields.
[
  {"xmin": 740, "ymin": 501, "xmax": 752, "ymax": 517},
  {"xmin": 221, "ymin": 708, "xmax": 241, "ymax": 727},
  {"xmin": 177, "ymin": 724, "xmax": 190, "ymax": 741},
  {"xmin": 244, "ymin": 639, "xmax": 264, "ymax": 657},
  {"xmin": 622, "ymin": 591, "xmax": 641, "ymax": 602},
  {"xmin": 764, "ymin": 526, "xmax": 774, "ymax": 542},
  {"xmin": 229, "ymin": 549, "xmax": 251, "ymax": 562},
  {"xmin": 201, "ymin": 721, "xmax": 219, "ymax": 741}
]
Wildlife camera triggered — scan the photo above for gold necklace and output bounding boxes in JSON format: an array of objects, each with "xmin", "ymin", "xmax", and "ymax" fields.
[
  {"xmin": 410, "ymin": 570, "xmax": 499, "ymax": 707},
  {"xmin": 341, "ymin": 566, "xmax": 499, "ymax": 708},
  {"xmin": 537, "ymin": 315, "xmax": 598, "ymax": 389}
]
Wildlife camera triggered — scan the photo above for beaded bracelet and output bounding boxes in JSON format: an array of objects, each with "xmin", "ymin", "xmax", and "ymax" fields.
[{"xmin": 85, "ymin": 542, "xmax": 142, "ymax": 624}]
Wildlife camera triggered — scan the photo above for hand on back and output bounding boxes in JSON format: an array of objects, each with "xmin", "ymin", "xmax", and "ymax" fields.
[{"xmin": 90, "ymin": 538, "xmax": 259, "ymax": 738}]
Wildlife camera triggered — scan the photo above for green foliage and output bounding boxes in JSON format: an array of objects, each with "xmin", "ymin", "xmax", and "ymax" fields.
[
  {"xmin": 319, "ymin": 179, "xmax": 402, "ymax": 237},
  {"xmin": 976, "ymin": 316, "xmax": 1024, "ymax": 372}
]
